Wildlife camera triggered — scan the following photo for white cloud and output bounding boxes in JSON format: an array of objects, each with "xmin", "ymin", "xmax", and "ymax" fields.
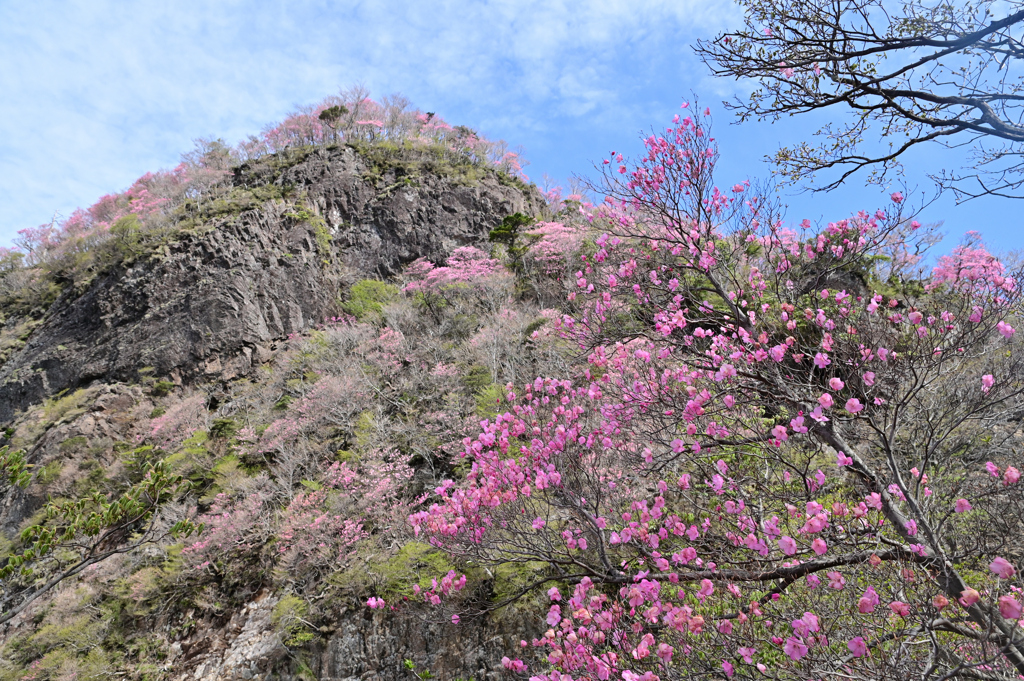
[{"xmin": 2, "ymin": 0, "xmax": 1016, "ymax": 253}]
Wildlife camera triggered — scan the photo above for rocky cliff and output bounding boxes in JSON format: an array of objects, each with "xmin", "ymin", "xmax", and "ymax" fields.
[
  {"xmin": 0, "ymin": 144, "xmax": 543, "ymax": 424},
  {"xmin": 0, "ymin": 142, "xmax": 554, "ymax": 681}
]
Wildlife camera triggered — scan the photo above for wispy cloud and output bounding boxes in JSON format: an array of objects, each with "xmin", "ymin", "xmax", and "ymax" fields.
[{"xmin": 0, "ymin": 0, "xmax": 1017, "ymax": 252}]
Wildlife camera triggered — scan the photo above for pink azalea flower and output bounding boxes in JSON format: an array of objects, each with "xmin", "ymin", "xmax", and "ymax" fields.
[
  {"xmin": 997, "ymin": 320, "xmax": 1015, "ymax": 338},
  {"xmin": 990, "ymin": 556, "xmax": 1016, "ymax": 579},
  {"xmin": 814, "ymin": 352, "xmax": 831, "ymax": 369},
  {"xmin": 791, "ymin": 611, "xmax": 820, "ymax": 636},
  {"xmin": 960, "ymin": 588, "xmax": 981, "ymax": 607},
  {"xmin": 858, "ymin": 587, "xmax": 879, "ymax": 613},
  {"xmin": 783, "ymin": 637, "xmax": 808, "ymax": 661},
  {"xmin": 772, "ymin": 424, "xmax": 789, "ymax": 441},
  {"xmin": 547, "ymin": 587, "xmax": 561, "ymax": 601},
  {"xmin": 827, "ymin": 571, "xmax": 845, "ymax": 589},
  {"xmin": 891, "ymin": 192, "xmax": 904, "ymax": 203},
  {"xmin": 999, "ymin": 595, "xmax": 1023, "ymax": 619},
  {"xmin": 955, "ymin": 498, "xmax": 972, "ymax": 513},
  {"xmin": 847, "ymin": 637, "xmax": 868, "ymax": 657},
  {"xmin": 836, "ymin": 451, "xmax": 853, "ymax": 466},
  {"xmin": 862, "ymin": 371, "xmax": 875, "ymax": 386},
  {"xmin": 982, "ymin": 374, "xmax": 994, "ymax": 393},
  {"xmin": 987, "ymin": 461, "xmax": 1000, "ymax": 477},
  {"xmin": 818, "ymin": 393, "xmax": 834, "ymax": 409},
  {"xmin": 829, "ymin": 377, "xmax": 845, "ymax": 390},
  {"xmin": 1005, "ymin": 467, "xmax": 1021, "ymax": 485},
  {"xmin": 811, "ymin": 538, "xmax": 828, "ymax": 555},
  {"xmin": 889, "ymin": 601, "xmax": 910, "ymax": 617},
  {"xmin": 532, "ymin": 517, "xmax": 546, "ymax": 529},
  {"xmin": 779, "ymin": 536, "xmax": 797, "ymax": 555}
]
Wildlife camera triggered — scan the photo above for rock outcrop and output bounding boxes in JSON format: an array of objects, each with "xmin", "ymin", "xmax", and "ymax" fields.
[{"xmin": 0, "ymin": 146, "xmax": 542, "ymax": 424}]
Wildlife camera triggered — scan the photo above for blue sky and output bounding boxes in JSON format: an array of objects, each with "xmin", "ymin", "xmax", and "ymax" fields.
[{"xmin": 1, "ymin": 0, "xmax": 1021, "ymax": 256}]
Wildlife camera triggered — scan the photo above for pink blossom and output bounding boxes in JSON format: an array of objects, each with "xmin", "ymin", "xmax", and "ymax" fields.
[
  {"xmin": 990, "ymin": 556, "xmax": 1016, "ymax": 579},
  {"xmin": 791, "ymin": 611, "xmax": 820, "ymax": 637},
  {"xmin": 891, "ymin": 192, "xmax": 904, "ymax": 203},
  {"xmin": 845, "ymin": 398, "xmax": 864, "ymax": 413},
  {"xmin": 779, "ymin": 536, "xmax": 797, "ymax": 555},
  {"xmin": 955, "ymin": 498, "xmax": 972, "ymax": 513},
  {"xmin": 547, "ymin": 587, "xmax": 562, "ymax": 601},
  {"xmin": 987, "ymin": 461, "xmax": 1000, "ymax": 477},
  {"xmin": 999, "ymin": 595, "xmax": 1023, "ymax": 619},
  {"xmin": 827, "ymin": 571, "xmax": 845, "ymax": 589},
  {"xmin": 960, "ymin": 588, "xmax": 981, "ymax": 607},
  {"xmin": 998, "ymin": 320, "xmax": 1016, "ymax": 338},
  {"xmin": 982, "ymin": 374, "xmax": 995, "ymax": 393},
  {"xmin": 829, "ymin": 377, "xmax": 845, "ymax": 390},
  {"xmin": 532, "ymin": 517, "xmax": 546, "ymax": 529},
  {"xmin": 858, "ymin": 587, "xmax": 879, "ymax": 613},
  {"xmin": 811, "ymin": 538, "xmax": 828, "ymax": 555},
  {"xmin": 836, "ymin": 451, "xmax": 853, "ymax": 466},
  {"xmin": 847, "ymin": 637, "xmax": 868, "ymax": 657},
  {"xmin": 772, "ymin": 424, "xmax": 789, "ymax": 441},
  {"xmin": 814, "ymin": 352, "xmax": 831, "ymax": 369},
  {"xmin": 1005, "ymin": 466, "xmax": 1021, "ymax": 485},
  {"xmin": 862, "ymin": 371, "xmax": 875, "ymax": 386},
  {"xmin": 818, "ymin": 393, "xmax": 834, "ymax": 409},
  {"xmin": 783, "ymin": 636, "xmax": 808, "ymax": 661},
  {"xmin": 889, "ymin": 601, "xmax": 910, "ymax": 617}
]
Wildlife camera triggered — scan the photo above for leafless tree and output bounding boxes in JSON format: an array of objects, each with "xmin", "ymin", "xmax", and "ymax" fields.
[{"xmin": 696, "ymin": 0, "xmax": 1024, "ymax": 201}]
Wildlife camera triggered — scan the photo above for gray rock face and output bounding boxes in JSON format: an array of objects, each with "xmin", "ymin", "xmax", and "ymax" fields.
[
  {"xmin": 168, "ymin": 592, "xmax": 540, "ymax": 681},
  {"xmin": 0, "ymin": 146, "xmax": 542, "ymax": 424}
]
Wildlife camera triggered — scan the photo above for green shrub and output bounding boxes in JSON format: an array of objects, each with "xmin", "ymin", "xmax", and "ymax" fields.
[
  {"xmin": 151, "ymin": 380, "xmax": 175, "ymax": 397},
  {"xmin": 341, "ymin": 280, "xmax": 399, "ymax": 321},
  {"xmin": 210, "ymin": 418, "xmax": 239, "ymax": 439}
]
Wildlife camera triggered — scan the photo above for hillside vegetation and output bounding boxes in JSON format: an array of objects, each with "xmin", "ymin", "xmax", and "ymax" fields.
[{"xmin": 0, "ymin": 96, "xmax": 1022, "ymax": 681}]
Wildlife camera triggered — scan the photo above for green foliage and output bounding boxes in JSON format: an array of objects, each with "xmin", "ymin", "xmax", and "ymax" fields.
[
  {"xmin": 35, "ymin": 460, "xmax": 63, "ymax": 486},
  {"xmin": 341, "ymin": 279, "xmax": 399, "ymax": 321},
  {"xmin": 151, "ymin": 380, "xmax": 175, "ymax": 397},
  {"xmin": 330, "ymin": 541, "xmax": 456, "ymax": 599},
  {"xmin": 42, "ymin": 388, "xmax": 89, "ymax": 425},
  {"xmin": 488, "ymin": 212, "xmax": 538, "ymax": 272},
  {"xmin": 474, "ymin": 384, "xmax": 505, "ymax": 419},
  {"xmin": 271, "ymin": 594, "xmax": 315, "ymax": 647},
  {"xmin": 0, "ymin": 445, "xmax": 30, "ymax": 488},
  {"xmin": 461, "ymin": 364, "xmax": 492, "ymax": 391},
  {"xmin": 209, "ymin": 417, "xmax": 239, "ymax": 439},
  {"xmin": 1, "ymin": 459, "xmax": 198, "ymax": 585},
  {"xmin": 58, "ymin": 436, "xmax": 88, "ymax": 453},
  {"xmin": 318, "ymin": 105, "xmax": 348, "ymax": 126}
]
